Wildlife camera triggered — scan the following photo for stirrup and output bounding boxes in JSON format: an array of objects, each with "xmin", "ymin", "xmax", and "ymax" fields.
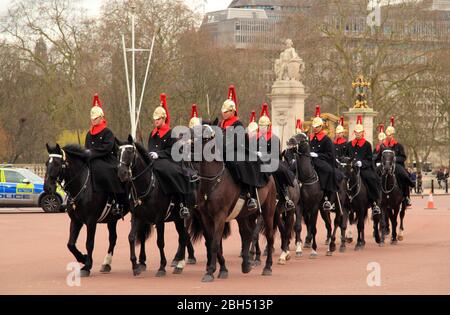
[
  {"xmin": 323, "ymin": 200, "xmax": 333, "ymax": 211},
  {"xmin": 285, "ymin": 199, "xmax": 295, "ymax": 211},
  {"xmin": 112, "ymin": 203, "xmax": 123, "ymax": 216},
  {"xmin": 405, "ymin": 197, "xmax": 412, "ymax": 207},
  {"xmin": 372, "ymin": 204, "xmax": 381, "ymax": 216},
  {"xmin": 179, "ymin": 204, "xmax": 190, "ymax": 219},
  {"xmin": 247, "ymin": 198, "xmax": 258, "ymax": 211}
]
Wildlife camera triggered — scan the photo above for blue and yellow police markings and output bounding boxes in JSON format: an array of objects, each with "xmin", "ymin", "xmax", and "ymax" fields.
[{"xmin": 0, "ymin": 183, "xmax": 34, "ymax": 200}]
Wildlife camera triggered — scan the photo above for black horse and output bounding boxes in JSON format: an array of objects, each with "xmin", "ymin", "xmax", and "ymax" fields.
[
  {"xmin": 44, "ymin": 144, "xmax": 128, "ymax": 277},
  {"xmin": 286, "ymin": 133, "xmax": 324, "ymax": 258},
  {"xmin": 117, "ymin": 136, "xmax": 196, "ymax": 277},
  {"xmin": 340, "ymin": 157, "xmax": 369, "ymax": 251},
  {"xmin": 379, "ymin": 150, "xmax": 407, "ymax": 245}
]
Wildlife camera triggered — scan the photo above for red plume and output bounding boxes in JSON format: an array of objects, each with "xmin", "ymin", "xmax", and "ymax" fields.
[
  {"xmin": 296, "ymin": 119, "xmax": 302, "ymax": 130},
  {"xmin": 249, "ymin": 110, "xmax": 256, "ymax": 123},
  {"xmin": 378, "ymin": 123, "xmax": 385, "ymax": 133},
  {"xmin": 390, "ymin": 116, "xmax": 395, "ymax": 127},
  {"xmin": 92, "ymin": 93, "xmax": 102, "ymax": 108},
  {"xmin": 356, "ymin": 115, "xmax": 363, "ymax": 125},
  {"xmin": 339, "ymin": 116, "xmax": 344, "ymax": 126},
  {"xmin": 260, "ymin": 103, "xmax": 270, "ymax": 119},
  {"xmin": 191, "ymin": 104, "xmax": 199, "ymax": 119},
  {"xmin": 315, "ymin": 105, "xmax": 321, "ymax": 117},
  {"xmin": 160, "ymin": 93, "xmax": 170, "ymax": 126},
  {"xmin": 228, "ymin": 85, "xmax": 238, "ymax": 116}
]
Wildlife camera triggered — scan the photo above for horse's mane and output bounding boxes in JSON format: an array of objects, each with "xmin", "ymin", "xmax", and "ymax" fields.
[
  {"xmin": 63, "ymin": 144, "xmax": 88, "ymax": 159},
  {"xmin": 135, "ymin": 142, "xmax": 151, "ymax": 164}
]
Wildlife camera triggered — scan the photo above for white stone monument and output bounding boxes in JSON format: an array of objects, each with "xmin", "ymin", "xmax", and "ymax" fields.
[
  {"xmin": 343, "ymin": 75, "xmax": 378, "ymax": 145},
  {"xmin": 270, "ymin": 39, "xmax": 307, "ymax": 148}
]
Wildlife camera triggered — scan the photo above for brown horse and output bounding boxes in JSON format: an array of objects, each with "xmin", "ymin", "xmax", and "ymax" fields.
[{"xmin": 190, "ymin": 124, "xmax": 278, "ymax": 282}]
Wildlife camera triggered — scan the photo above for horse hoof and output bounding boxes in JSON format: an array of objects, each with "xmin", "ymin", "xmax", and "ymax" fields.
[
  {"xmin": 100, "ymin": 264, "xmax": 111, "ymax": 273},
  {"xmin": 155, "ymin": 270, "xmax": 166, "ymax": 277},
  {"xmin": 170, "ymin": 260, "xmax": 178, "ymax": 268},
  {"xmin": 296, "ymin": 252, "xmax": 303, "ymax": 258},
  {"xmin": 339, "ymin": 246, "xmax": 346, "ymax": 253},
  {"xmin": 187, "ymin": 258, "xmax": 197, "ymax": 265},
  {"xmin": 278, "ymin": 258, "xmax": 286, "ymax": 265},
  {"xmin": 80, "ymin": 270, "xmax": 90, "ymax": 278},
  {"xmin": 262, "ymin": 268, "xmax": 272, "ymax": 276},
  {"xmin": 329, "ymin": 243, "xmax": 336, "ymax": 252},
  {"xmin": 397, "ymin": 235, "xmax": 404, "ymax": 241},
  {"xmin": 242, "ymin": 264, "xmax": 252, "ymax": 274},
  {"xmin": 202, "ymin": 274, "xmax": 214, "ymax": 282},
  {"xmin": 139, "ymin": 263, "xmax": 147, "ymax": 271},
  {"xmin": 310, "ymin": 253, "xmax": 318, "ymax": 259},
  {"xmin": 173, "ymin": 267, "xmax": 183, "ymax": 275},
  {"xmin": 252, "ymin": 260, "xmax": 261, "ymax": 267},
  {"xmin": 304, "ymin": 242, "xmax": 312, "ymax": 249},
  {"xmin": 355, "ymin": 245, "xmax": 363, "ymax": 251},
  {"xmin": 285, "ymin": 253, "xmax": 291, "ymax": 261},
  {"xmin": 325, "ymin": 239, "xmax": 330, "ymax": 246},
  {"xmin": 326, "ymin": 251, "xmax": 333, "ymax": 256},
  {"xmin": 218, "ymin": 271, "xmax": 228, "ymax": 279},
  {"xmin": 133, "ymin": 268, "xmax": 142, "ymax": 277},
  {"xmin": 346, "ymin": 238, "xmax": 353, "ymax": 244},
  {"xmin": 391, "ymin": 240, "xmax": 398, "ymax": 245},
  {"xmin": 379, "ymin": 242, "xmax": 385, "ymax": 247}
]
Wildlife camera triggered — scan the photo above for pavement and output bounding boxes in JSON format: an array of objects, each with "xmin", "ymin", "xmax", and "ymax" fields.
[{"xmin": 0, "ymin": 195, "xmax": 449, "ymax": 295}]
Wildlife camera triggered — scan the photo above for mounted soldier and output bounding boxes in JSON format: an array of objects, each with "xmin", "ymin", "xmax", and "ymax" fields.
[
  {"xmin": 373, "ymin": 123, "xmax": 386, "ymax": 164},
  {"xmin": 257, "ymin": 103, "xmax": 296, "ymax": 211},
  {"xmin": 85, "ymin": 94, "xmax": 128, "ymax": 215},
  {"xmin": 220, "ymin": 85, "xmax": 269, "ymax": 210},
  {"xmin": 309, "ymin": 105, "xmax": 339, "ymax": 211},
  {"xmin": 334, "ymin": 116, "xmax": 348, "ymax": 161},
  {"xmin": 346, "ymin": 115, "xmax": 381, "ymax": 216},
  {"xmin": 376, "ymin": 116, "xmax": 414, "ymax": 207},
  {"xmin": 148, "ymin": 94, "xmax": 195, "ymax": 218}
]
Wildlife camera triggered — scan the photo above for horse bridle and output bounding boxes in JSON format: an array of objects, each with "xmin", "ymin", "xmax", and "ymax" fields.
[
  {"xmin": 118, "ymin": 144, "xmax": 155, "ymax": 206},
  {"xmin": 47, "ymin": 150, "xmax": 90, "ymax": 207},
  {"xmin": 381, "ymin": 150, "xmax": 397, "ymax": 194},
  {"xmin": 290, "ymin": 137, "xmax": 319, "ymax": 186},
  {"xmin": 343, "ymin": 161, "xmax": 361, "ymax": 203}
]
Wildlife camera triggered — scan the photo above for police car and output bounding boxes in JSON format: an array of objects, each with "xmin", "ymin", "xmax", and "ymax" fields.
[{"xmin": 0, "ymin": 165, "xmax": 66, "ymax": 212}]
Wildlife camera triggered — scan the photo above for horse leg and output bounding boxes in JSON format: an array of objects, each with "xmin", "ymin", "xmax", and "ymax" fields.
[
  {"xmin": 309, "ymin": 206, "xmax": 319, "ymax": 259},
  {"xmin": 67, "ymin": 219, "xmax": 86, "ymax": 264},
  {"xmin": 238, "ymin": 218, "xmax": 252, "ymax": 273},
  {"xmin": 155, "ymin": 222, "xmax": 167, "ymax": 277},
  {"xmin": 355, "ymin": 208, "xmax": 366, "ymax": 251},
  {"xmin": 252, "ymin": 214, "xmax": 264, "ymax": 265},
  {"xmin": 379, "ymin": 206, "xmax": 386, "ymax": 246},
  {"xmin": 391, "ymin": 206, "xmax": 400, "ymax": 245},
  {"xmin": 327, "ymin": 213, "xmax": 338, "ymax": 256},
  {"xmin": 320, "ymin": 208, "xmax": 332, "ymax": 246},
  {"xmin": 373, "ymin": 211, "xmax": 381, "ymax": 245},
  {"xmin": 187, "ymin": 238, "xmax": 197, "ymax": 264},
  {"xmin": 202, "ymin": 217, "xmax": 224, "ymax": 282},
  {"xmin": 137, "ymin": 223, "xmax": 148, "ymax": 272},
  {"xmin": 279, "ymin": 210, "xmax": 294, "ymax": 264},
  {"xmin": 173, "ymin": 220, "xmax": 188, "ymax": 274},
  {"xmin": 128, "ymin": 216, "xmax": 142, "ymax": 276},
  {"xmin": 100, "ymin": 221, "xmax": 117, "ymax": 273},
  {"xmin": 295, "ymin": 204, "xmax": 303, "ymax": 257},
  {"xmin": 80, "ymin": 222, "xmax": 97, "ymax": 277},
  {"xmin": 339, "ymin": 209, "xmax": 348, "ymax": 252},
  {"xmin": 171, "ymin": 221, "xmax": 183, "ymax": 267},
  {"xmin": 398, "ymin": 203, "xmax": 406, "ymax": 241},
  {"xmin": 262, "ymin": 210, "xmax": 275, "ymax": 276},
  {"xmin": 217, "ymin": 240, "xmax": 229, "ymax": 279}
]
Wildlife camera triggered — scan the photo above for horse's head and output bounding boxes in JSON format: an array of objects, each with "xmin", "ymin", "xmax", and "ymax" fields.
[
  {"xmin": 117, "ymin": 135, "xmax": 137, "ymax": 183},
  {"xmin": 381, "ymin": 150, "xmax": 396, "ymax": 174},
  {"xmin": 340, "ymin": 157, "xmax": 357, "ymax": 178},
  {"xmin": 294, "ymin": 133, "xmax": 310, "ymax": 155},
  {"xmin": 44, "ymin": 143, "xmax": 66, "ymax": 194}
]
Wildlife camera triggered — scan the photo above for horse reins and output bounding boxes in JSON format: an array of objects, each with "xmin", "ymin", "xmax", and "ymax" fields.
[{"xmin": 346, "ymin": 165, "xmax": 361, "ymax": 203}]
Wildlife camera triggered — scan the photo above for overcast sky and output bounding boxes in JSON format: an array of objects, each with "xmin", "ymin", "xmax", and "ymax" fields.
[{"xmin": 0, "ymin": 0, "xmax": 231, "ymax": 17}]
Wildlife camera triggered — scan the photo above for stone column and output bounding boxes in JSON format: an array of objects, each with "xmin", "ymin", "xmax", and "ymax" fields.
[
  {"xmin": 343, "ymin": 108, "xmax": 378, "ymax": 146},
  {"xmin": 270, "ymin": 80, "xmax": 307, "ymax": 150}
]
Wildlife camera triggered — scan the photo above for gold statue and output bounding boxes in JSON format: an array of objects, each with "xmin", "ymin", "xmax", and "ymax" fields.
[{"xmin": 352, "ymin": 75, "xmax": 370, "ymax": 109}]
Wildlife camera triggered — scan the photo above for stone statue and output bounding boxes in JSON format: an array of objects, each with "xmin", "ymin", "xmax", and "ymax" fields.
[{"xmin": 275, "ymin": 39, "xmax": 304, "ymax": 82}]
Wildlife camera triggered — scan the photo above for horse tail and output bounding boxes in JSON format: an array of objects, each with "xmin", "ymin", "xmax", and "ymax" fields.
[
  {"xmin": 136, "ymin": 222, "xmax": 152, "ymax": 247},
  {"xmin": 189, "ymin": 213, "xmax": 204, "ymax": 244},
  {"xmin": 223, "ymin": 222, "xmax": 231, "ymax": 240}
]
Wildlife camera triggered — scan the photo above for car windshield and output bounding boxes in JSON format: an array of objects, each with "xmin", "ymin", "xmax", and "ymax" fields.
[{"xmin": 19, "ymin": 169, "xmax": 44, "ymax": 183}]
